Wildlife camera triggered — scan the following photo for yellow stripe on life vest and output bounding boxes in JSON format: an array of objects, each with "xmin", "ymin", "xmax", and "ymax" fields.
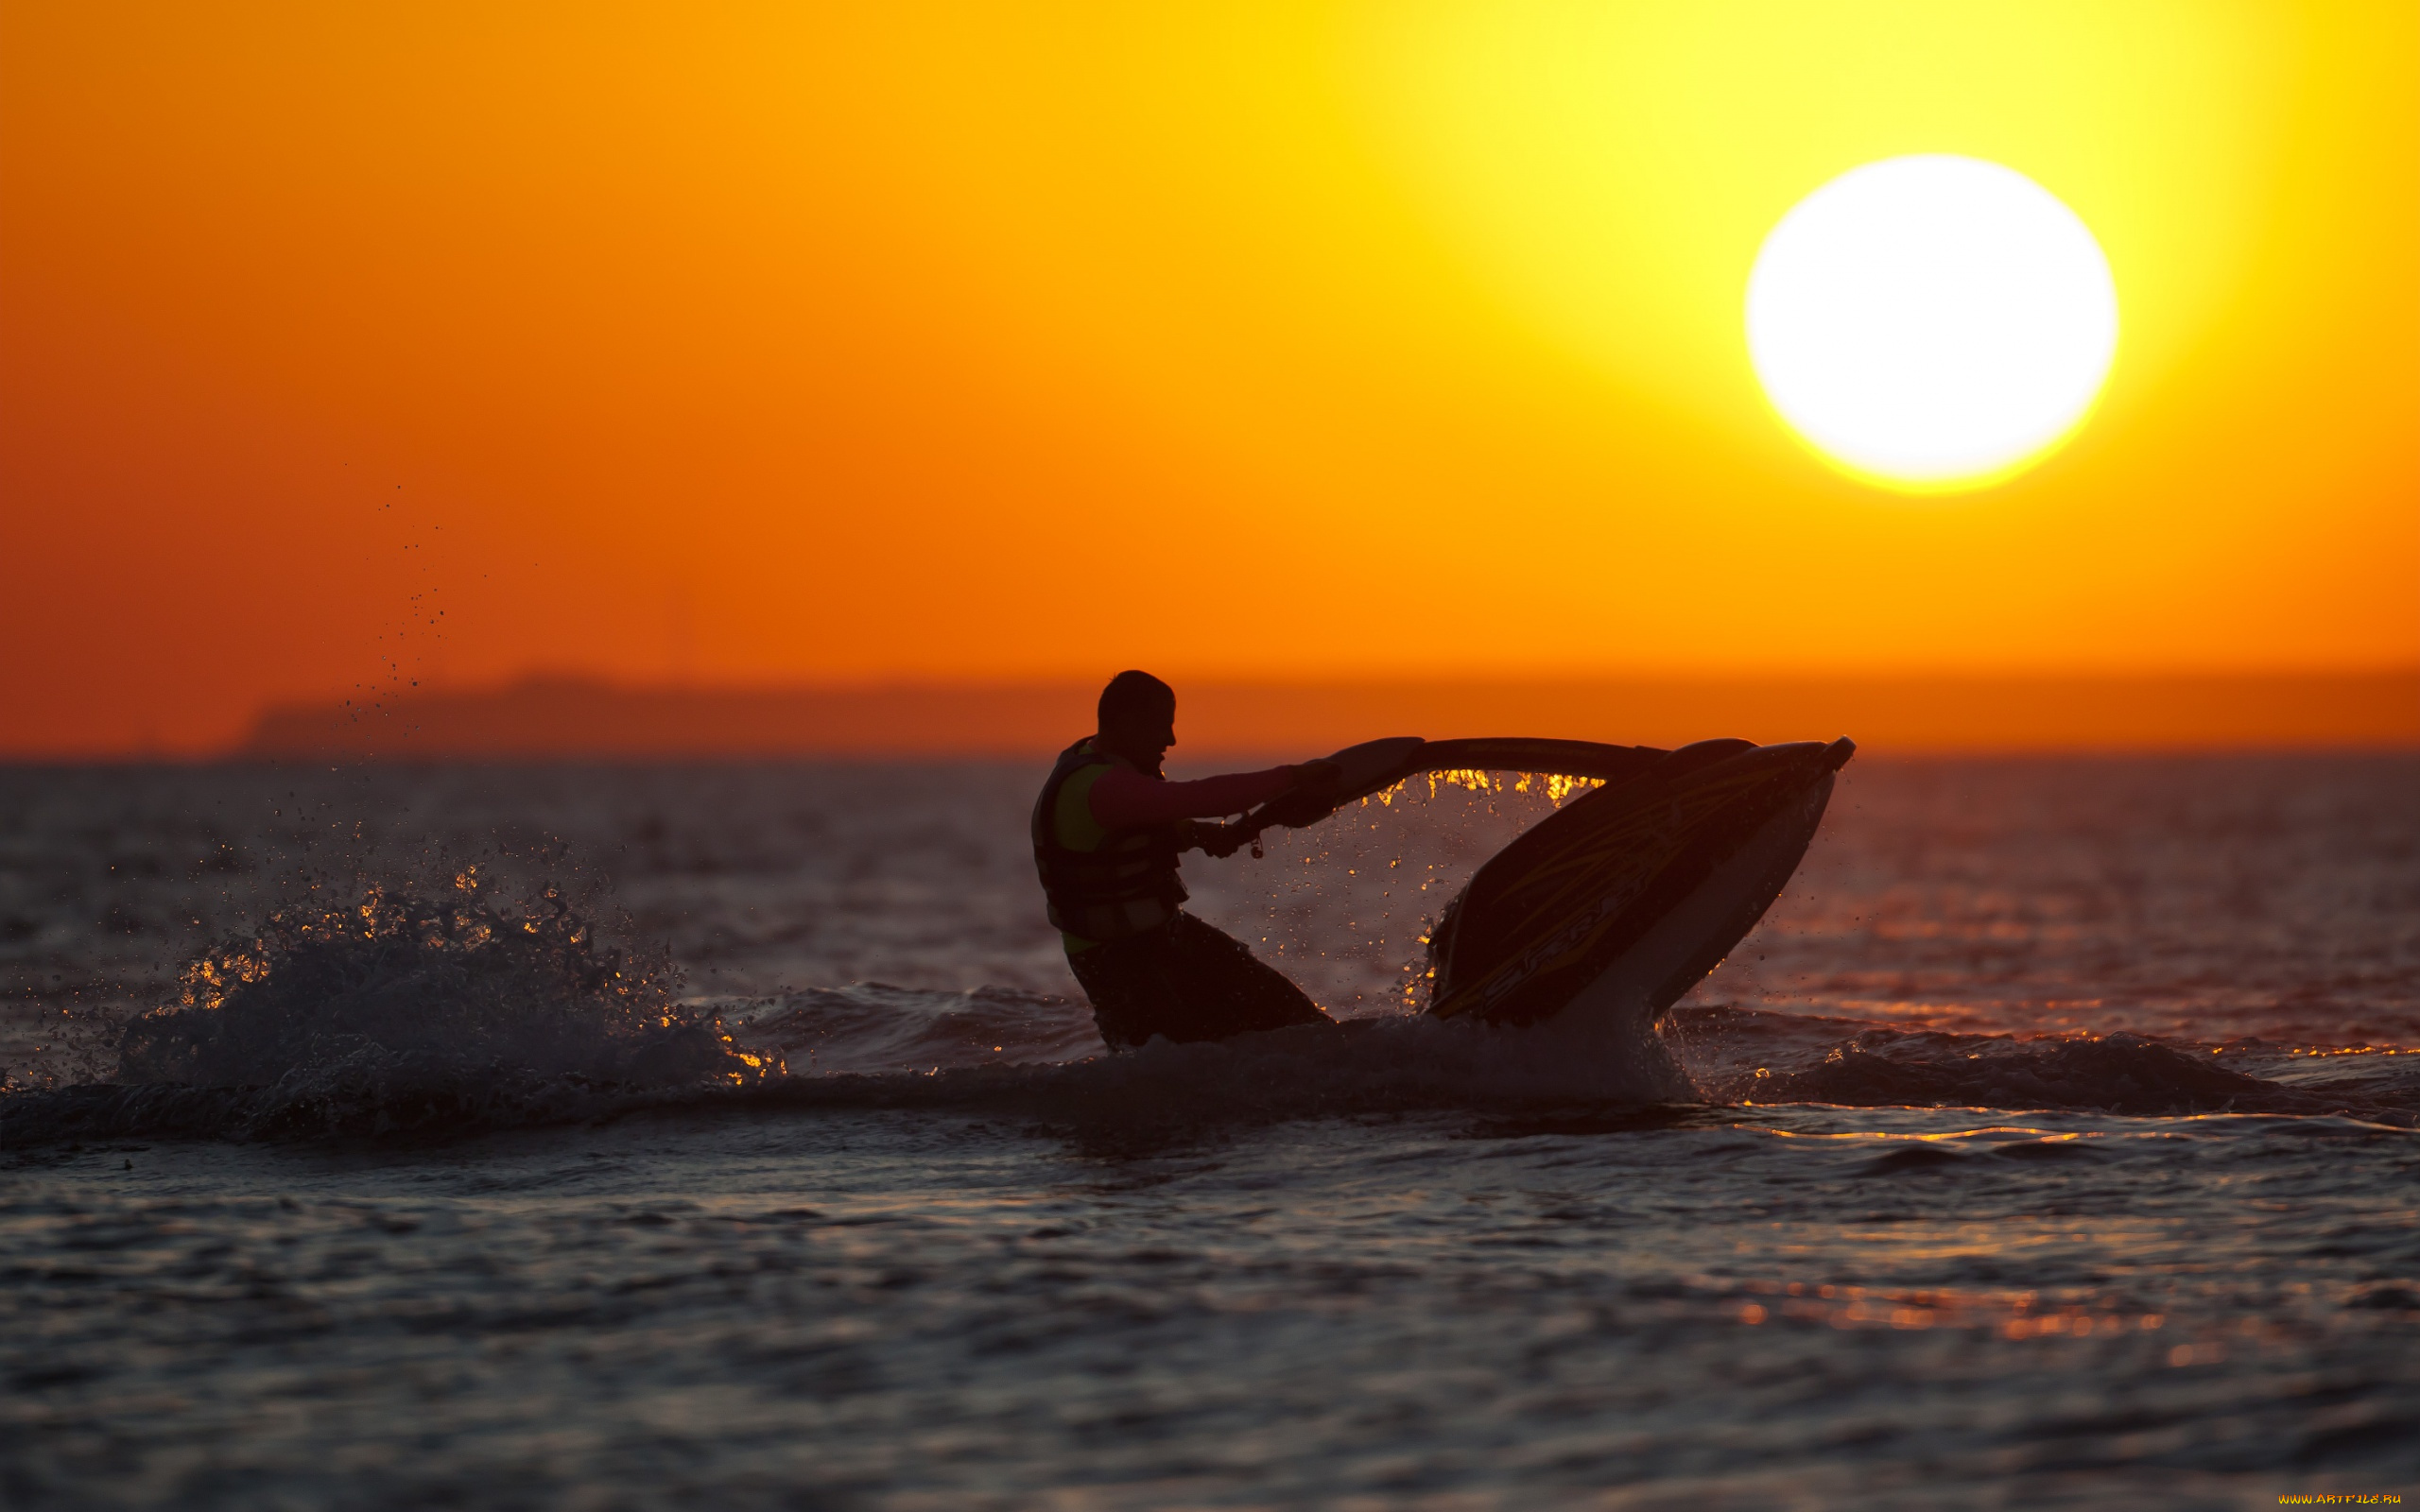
[{"xmin": 1052, "ymin": 755, "xmax": 1114, "ymax": 853}]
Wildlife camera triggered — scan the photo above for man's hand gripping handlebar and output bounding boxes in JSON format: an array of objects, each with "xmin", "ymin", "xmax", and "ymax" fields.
[{"xmin": 1187, "ymin": 759, "xmax": 1347, "ymax": 861}]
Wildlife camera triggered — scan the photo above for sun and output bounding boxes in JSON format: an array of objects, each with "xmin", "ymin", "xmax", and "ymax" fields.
[{"xmin": 1746, "ymin": 155, "xmax": 2118, "ymax": 493}]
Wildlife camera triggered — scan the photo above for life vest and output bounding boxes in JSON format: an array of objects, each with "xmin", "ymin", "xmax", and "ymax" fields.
[{"xmin": 1030, "ymin": 737, "xmax": 1187, "ymax": 943}]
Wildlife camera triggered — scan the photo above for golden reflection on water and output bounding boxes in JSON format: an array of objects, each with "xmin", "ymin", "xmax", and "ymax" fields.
[
  {"xmin": 1687, "ymin": 1119, "xmax": 2263, "ymax": 1350},
  {"xmin": 1723, "ymin": 1273, "xmax": 2173, "ymax": 1339}
]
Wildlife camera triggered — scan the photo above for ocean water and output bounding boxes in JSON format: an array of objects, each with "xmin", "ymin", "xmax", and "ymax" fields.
[{"xmin": 2, "ymin": 755, "xmax": 2415, "ymax": 1509}]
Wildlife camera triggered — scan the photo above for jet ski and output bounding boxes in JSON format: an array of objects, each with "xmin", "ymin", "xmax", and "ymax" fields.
[{"xmin": 1235, "ymin": 734, "xmax": 1856, "ymax": 1029}]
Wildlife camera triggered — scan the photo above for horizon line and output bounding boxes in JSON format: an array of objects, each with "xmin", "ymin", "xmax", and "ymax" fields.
[
  {"xmin": 187, "ymin": 667, "xmax": 2420, "ymax": 763},
  {"xmin": 9, "ymin": 668, "xmax": 2414, "ymax": 763}
]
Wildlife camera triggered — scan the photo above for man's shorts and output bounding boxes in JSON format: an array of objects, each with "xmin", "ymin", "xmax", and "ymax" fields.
[{"xmin": 1068, "ymin": 911, "xmax": 1331, "ymax": 1051}]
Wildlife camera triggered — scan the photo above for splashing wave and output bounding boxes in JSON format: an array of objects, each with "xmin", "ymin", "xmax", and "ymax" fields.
[{"xmin": 4, "ymin": 878, "xmax": 772, "ymax": 1143}]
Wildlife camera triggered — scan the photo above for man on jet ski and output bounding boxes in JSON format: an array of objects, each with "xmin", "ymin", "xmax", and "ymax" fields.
[{"xmin": 1032, "ymin": 670, "xmax": 1341, "ymax": 1049}]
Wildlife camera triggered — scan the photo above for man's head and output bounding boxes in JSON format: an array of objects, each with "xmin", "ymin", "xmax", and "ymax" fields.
[{"xmin": 1097, "ymin": 670, "xmax": 1177, "ymax": 770}]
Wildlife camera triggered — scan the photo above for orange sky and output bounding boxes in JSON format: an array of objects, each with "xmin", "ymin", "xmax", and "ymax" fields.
[{"xmin": 4, "ymin": 1, "xmax": 2414, "ymax": 754}]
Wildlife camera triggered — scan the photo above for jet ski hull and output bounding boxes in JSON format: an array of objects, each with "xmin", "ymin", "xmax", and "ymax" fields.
[{"xmin": 1423, "ymin": 739, "xmax": 1853, "ymax": 1027}]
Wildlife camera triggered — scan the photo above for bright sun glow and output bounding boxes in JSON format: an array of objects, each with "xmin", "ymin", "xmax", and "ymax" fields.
[{"xmin": 1746, "ymin": 155, "xmax": 2118, "ymax": 492}]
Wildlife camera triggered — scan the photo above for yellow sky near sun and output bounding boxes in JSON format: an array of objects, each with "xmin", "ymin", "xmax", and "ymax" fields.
[
  {"xmin": 1, "ymin": 1, "xmax": 2413, "ymax": 751},
  {"xmin": 1359, "ymin": 2, "xmax": 2297, "ymax": 428}
]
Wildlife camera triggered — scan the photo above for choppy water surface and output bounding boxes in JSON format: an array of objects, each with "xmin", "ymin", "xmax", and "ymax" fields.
[{"xmin": 2, "ymin": 756, "xmax": 2415, "ymax": 1508}]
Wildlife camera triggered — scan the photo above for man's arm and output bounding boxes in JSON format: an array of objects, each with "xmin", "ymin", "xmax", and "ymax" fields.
[{"xmin": 1086, "ymin": 765, "xmax": 1301, "ymax": 830}]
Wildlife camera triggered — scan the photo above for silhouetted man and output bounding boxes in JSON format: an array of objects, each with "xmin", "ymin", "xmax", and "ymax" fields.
[{"xmin": 1032, "ymin": 670, "xmax": 1338, "ymax": 1049}]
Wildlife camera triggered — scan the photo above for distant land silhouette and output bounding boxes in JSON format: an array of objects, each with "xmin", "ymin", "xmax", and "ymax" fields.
[{"xmin": 234, "ymin": 671, "xmax": 2420, "ymax": 760}]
